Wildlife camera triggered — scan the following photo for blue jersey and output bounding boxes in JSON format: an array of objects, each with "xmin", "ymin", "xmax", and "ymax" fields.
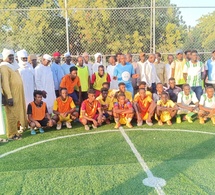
[
  {"xmin": 113, "ymin": 63, "xmax": 135, "ymax": 84},
  {"xmin": 206, "ymin": 59, "xmax": 215, "ymax": 82}
]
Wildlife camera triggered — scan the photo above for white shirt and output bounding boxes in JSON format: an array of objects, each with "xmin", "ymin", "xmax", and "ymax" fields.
[
  {"xmin": 106, "ymin": 65, "xmax": 118, "ymax": 90},
  {"xmin": 18, "ymin": 64, "xmax": 35, "ymax": 109},
  {"xmin": 165, "ymin": 63, "xmax": 172, "ymax": 83},
  {"xmin": 177, "ymin": 91, "xmax": 198, "ymax": 106},
  {"xmin": 139, "ymin": 60, "xmax": 160, "ymax": 87},
  {"xmin": 199, "ymin": 93, "xmax": 215, "ymax": 109},
  {"xmin": 35, "ymin": 64, "xmax": 56, "ymax": 113},
  {"xmin": 183, "ymin": 61, "xmax": 204, "ymax": 87}
]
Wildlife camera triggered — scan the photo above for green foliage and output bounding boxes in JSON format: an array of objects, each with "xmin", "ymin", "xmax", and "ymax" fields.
[{"xmin": 0, "ymin": 0, "xmax": 187, "ymax": 54}]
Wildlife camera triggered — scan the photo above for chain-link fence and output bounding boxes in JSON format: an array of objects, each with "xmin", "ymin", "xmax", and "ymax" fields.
[{"xmin": 0, "ymin": 0, "xmax": 215, "ymax": 62}]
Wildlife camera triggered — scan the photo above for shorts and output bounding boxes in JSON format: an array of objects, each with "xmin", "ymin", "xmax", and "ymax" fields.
[
  {"xmin": 177, "ymin": 106, "xmax": 199, "ymax": 115},
  {"xmin": 30, "ymin": 118, "xmax": 49, "ymax": 127},
  {"xmin": 79, "ymin": 114, "xmax": 99, "ymax": 123},
  {"xmin": 155, "ymin": 111, "xmax": 171, "ymax": 122},
  {"xmin": 59, "ymin": 114, "xmax": 72, "ymax": 123}
]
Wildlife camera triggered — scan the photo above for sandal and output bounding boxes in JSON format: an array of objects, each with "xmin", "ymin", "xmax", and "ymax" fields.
[
  {"xmin": 0, "ymin": 138, "xmax": 8, "ymax": 143},
  {"xmin": 8, "ymin": 134, "xmax": 22, "ymax": 141}
]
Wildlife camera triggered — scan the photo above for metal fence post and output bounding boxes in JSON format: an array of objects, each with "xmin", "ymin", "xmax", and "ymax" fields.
[
  {"xmin": 65, "ymin": 0, "xmax": 69, "ymax": 52},
  {"xmin": 153, "ymin": 0, "xmax": 156, "ymax": 54}
]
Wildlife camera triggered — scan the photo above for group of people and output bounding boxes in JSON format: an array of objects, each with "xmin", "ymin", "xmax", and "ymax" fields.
[{"xmin": 1, "ymin": 48, "xmax": 215, "ymax": 140}]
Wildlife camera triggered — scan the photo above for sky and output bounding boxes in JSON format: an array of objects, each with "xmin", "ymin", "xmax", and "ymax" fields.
[{"xmin": 170, "ymin": 0, "xmax": 215, "ymax": 26}]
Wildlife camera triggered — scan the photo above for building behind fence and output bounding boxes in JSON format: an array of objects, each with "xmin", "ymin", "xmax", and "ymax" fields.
[{"xmin": 0, "ymin": 0, "xmax": 215, "ymax": 62}]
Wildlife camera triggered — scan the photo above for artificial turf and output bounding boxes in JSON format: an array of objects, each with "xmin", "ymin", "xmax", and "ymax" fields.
[{"xmin": 0, "ymin": 119, "xmax": 215, "ymax": 194}]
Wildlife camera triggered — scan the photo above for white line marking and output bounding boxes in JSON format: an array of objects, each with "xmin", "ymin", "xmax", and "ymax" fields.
[
  {"xmin": 119, "ymin": 127, "xmax": 166, "ymax": 195},
  {"xmin": 1, "ymin": 128, "xmax": 214, "ymax": 159},
  {"xmin": 126, "ymin": 128, "xmax": 215, "ymax": 135},
  {"xmin": 0, "ymin": 130, "xmax": 119, "ymax": 158}
]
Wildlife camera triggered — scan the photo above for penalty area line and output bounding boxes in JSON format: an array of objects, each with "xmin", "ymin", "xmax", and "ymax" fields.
[{"xmin": 119, "ymin": 127, "xmax": 166, "ymax": 195}]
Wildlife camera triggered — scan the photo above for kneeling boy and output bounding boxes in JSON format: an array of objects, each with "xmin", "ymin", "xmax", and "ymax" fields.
[
  {"xmin": 27, "ymin": 90, "xmax": 54, "ymax": 135},
  {"xmin": 133, "ymin": 88, "xmax": 156, "ymax": 126},
  {"xmin": 156, "ymin": 92, "xmax": 178, "ymax": 126},
  {"xmin": 96, "ymin": 88, "xmax": 113, "ymax": 124},
  {"xmin": 113, "ymin": 93, "xmax": 134, "ymax": 128},
  {"xmin": 198, "ymin": 86, "xmax": 215, "ymax": 124},
  {"xmin": 53, "ymin": 88, "xmax": 79, "ymax": 130},
  {"xmin": 176, "ymin": 84, "xmax": 199, "ymax": 123},
  {"xmin": 79, "ymin": 89, "xmax": 103, "ymax": 130}
]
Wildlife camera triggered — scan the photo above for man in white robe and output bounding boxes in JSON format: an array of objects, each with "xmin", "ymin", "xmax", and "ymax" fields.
[
  {"xmin": 17, "ymin": 49, "xmax": 35, "ymax": 109},
  {"xmin": 35, "ymin": 54, "xmax": 56, "ymax": 114},
  {"xmin": 106, "ymin": 56, "xmax": 118, "ymax": 90}
]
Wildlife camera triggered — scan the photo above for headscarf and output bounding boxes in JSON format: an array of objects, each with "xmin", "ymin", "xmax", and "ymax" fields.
[
  {"xmin": 17, "ymin": 49, "xmax": 29, "ymax": 68},
  {"xmin": 94, "ymin": 53, "xmax": 102, "ymax": 64},
  {"xmin": 0, "ymin": 48, "xmax": 19, "ymax": 71}
]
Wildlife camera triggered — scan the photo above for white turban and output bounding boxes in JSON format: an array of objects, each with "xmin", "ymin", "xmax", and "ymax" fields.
[
  {"xmin": 64, "ymin": 52, "xmax": 71, "ymax": 58},
  {"xmin": 43, "ymin": 54, "xmax": 52, "ymax": 61},
  {"xmin": 0, "ymin": 48, "xmax": 19, "ymax": 71},
  {"xmin": 17, "ymin": 49, "xmax": 28, "ymax": 67},
  {"xmin": 94, "ymin": 53, "xmax": 102, "ymax": 64},
  {"xmin": 2, "ymin": 48, "xmax": 14, "ymax": 61}
]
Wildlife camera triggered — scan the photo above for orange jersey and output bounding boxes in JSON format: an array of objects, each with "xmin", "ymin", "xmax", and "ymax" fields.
[
  {"xmin": 53, "ymin": 96, "xmax": 76, "ymax": 113},
  {"xmin": 60, "ymin": 75, "xmax": 81, "ymax": 94},
  {"xmin": 134, "ymin": 94, "xmax": 153, "ymax": 112},
  {"xmin": 80, "ymin": 99, "xmax": 101, "ymax": 118}
]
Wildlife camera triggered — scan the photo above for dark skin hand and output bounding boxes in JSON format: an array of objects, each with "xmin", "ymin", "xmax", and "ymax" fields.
[{"xmin": 7, "ymin": 98, "xmax": 14, "ymax": 106}]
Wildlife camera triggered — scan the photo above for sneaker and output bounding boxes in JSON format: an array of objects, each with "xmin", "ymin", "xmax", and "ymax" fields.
[
  {"xmin": 31, "ymin": 130, "xmax": 36, "ymax": 135},
  {"xmin": 92, "ymin": 124, "xmax": 97, "ymax": 129},
  {"xmin": 176, "ymin": 116, "xmax": 181, "ymax": 124},
  {"xmin": 137, "ymin": 121, "xmax": 143, "ymax": 127},
  {"xmin": 56, "ymin": 122, "xmax": 62, "ymax": 130},
  {"xmin": 167, "ymin": 120, "xmax": 172, "ymax": 126},
  {"xmin": 126, "ymin": 122, "xmax": 133, "ymax": 128},
  {"xmin": 85, "ymin": 125, "xmax": 90, "ymax": 131},
  {"xmin": 39, "ymin": 128, "xmax": 45, "ymax": 133},
  {"xmin": 146, "ymin": 120, "xmax": 153, "ymax": 126},
  {"xmin": 199, "ymin": 117, "xmax": 205, "ymax": 124},
  {"xmin": 187, "ymin": 116, "xmax": 193, "ymax": 123},
  {"xmin": 66, "ymin": 122, "xmax": 72, "ymax": 129},
  {"xmin": 114, "ymin": 123, "xmax": 121, "ymax": 129}
]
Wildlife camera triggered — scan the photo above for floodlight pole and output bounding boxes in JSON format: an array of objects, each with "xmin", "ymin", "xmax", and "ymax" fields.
[
  {"xmin": 65, "ymin": 0, "xmax": 70, "ymax": 52},
  {"xmin": 150, "ymin": 0, "xmax": 153, "ymax": 53},
  {"xmin": 153, "ymin": 0, "xmax": 156, "ymax": 54}
]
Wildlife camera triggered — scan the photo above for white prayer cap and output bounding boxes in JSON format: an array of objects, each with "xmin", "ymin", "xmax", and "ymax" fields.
[
  {"xmin": 43, "ymin": 54, "xmax": 52, "ymax": 61},
  {"xmin": 64, "ymin": 52, "xmax": 71, "ymax": 57},
  {"xmin": 17, "ymin": 49, "xmax": 28, "ymax": 58},
  {"xmin": 2, "ymin": 48, "xmax": 14, "ymax": 61}
]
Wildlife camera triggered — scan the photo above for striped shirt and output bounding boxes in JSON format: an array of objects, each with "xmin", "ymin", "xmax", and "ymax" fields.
[{"xmin": 183, "ymin": 61, "xmax": 204, "ymax": 87}]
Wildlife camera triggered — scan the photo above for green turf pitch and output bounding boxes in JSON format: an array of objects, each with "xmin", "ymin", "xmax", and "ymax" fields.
[{"xmin": 0, "ymin": 120, "xmax": 215, "ymax": 194}]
